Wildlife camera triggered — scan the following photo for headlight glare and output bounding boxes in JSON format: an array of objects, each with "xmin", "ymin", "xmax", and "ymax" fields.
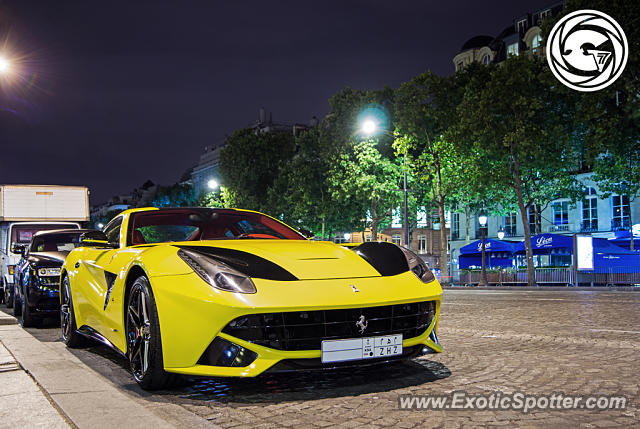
[
  {"xmin": 178, "ymin": 248, "xmax": 257, "ymax": 294},
  {"xmin": 38, "ymin": 267, "xmax": 61, "ymax": 277},
  {"xmin": 399, "ymin": 246, "xmax": 436, "ymax": 284}
]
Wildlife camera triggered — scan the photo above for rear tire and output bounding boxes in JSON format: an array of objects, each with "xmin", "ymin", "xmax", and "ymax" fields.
[
  {"xmin": 126, "ymin": 275, "xmax": 176, "ymax": 390},
  {"xmin": 60, "ymin": 276, "xmax": 88, "ymax": 347}
]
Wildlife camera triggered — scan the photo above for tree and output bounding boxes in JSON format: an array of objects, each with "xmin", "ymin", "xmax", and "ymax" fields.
[
  {"xmin": 395, "ymin": 68, "xmax": 489, "ymax": 278},
  {"xmin": 150, "ymin": 183, "xmax": 198, "ymax": 207},
  {"xmin": 456, "ymin": 55, "xmax": 582, "ymax": 286},
  {"xmin": 269, "ymin": 127, "xmax": 359, "ymax": 238},
  {"xmin": 544, "ymin": 0, "xmax": 640, "ymax": 216},
  {"xmin": 329, "ymin": 139, "xmax": 402, "ymax": 240},
  {"xmin": 218, "ymin": 128, "xmax": 296, "ymax": 214}
]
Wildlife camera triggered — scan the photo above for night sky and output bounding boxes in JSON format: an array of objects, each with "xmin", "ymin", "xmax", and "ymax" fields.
[{"xmin": 0, "ymin": 0, "xmax": 554, "ymax": 204}]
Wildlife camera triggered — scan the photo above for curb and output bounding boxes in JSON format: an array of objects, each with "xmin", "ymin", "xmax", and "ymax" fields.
[{"xmin": 0, "ymin": 324, "xmax": 214, "ymax": 428}]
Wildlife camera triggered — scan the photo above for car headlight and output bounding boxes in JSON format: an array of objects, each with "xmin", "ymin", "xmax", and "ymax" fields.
[
  {"xmin": 177, "ymin": 248, "xmax": 257, "ymax": 294},
  {"xmin": 38, "ymin": 267, "xmax": 61, "ymax": 277},
  {"xmin": 399, "ymin": 246, "xmax": 436, "ymax": 284}
]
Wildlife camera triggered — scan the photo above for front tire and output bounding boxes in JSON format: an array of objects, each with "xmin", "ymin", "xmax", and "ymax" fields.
[
  {"xmin": 13, "ymin": 283, "xmax": 22, "ymax": 317},
  {"xmin": 126, "ymin": 275, "xmax": 174, "ymax": 390},
  {"xmin": 20, "ymin": 285, "xmax": 37, "ymax": 327},
  {"xmin": 60, "ymin": 276, "xmax": 88, "ymax": 347}
]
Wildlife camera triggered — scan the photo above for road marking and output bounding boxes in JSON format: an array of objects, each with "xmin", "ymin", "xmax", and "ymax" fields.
[{"xmin": 590, "ymin": 329, "xmax": 640, "ymax": 334}]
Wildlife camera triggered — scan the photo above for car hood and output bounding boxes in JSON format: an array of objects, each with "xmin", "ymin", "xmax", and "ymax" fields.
[
  {"xmin": 28, "ymin": 252, "xmax": 68, "ymax": 266},
  {"xmin": 175, "ymin": 240, "xmax": 381, "ymax": 280}
]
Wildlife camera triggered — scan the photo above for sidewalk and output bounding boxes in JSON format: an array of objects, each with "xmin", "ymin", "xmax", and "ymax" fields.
[
  {"xmin": 0, "ymin": 314, "xmax": 69, "ymax": 428},
  {"xmin": 0, "ymin": 313, "xmax": 212, "ymax": 428}
]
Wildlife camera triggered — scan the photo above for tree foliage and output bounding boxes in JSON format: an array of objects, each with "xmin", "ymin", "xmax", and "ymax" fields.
[{"xmin": 455, "ymin": 55, "xmax": 583, "ymax": 285}]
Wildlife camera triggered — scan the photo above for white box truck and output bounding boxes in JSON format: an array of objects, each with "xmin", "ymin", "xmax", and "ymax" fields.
[{"xmin": 0, "ymin": 185, "xmax": 89, "ymax": 305}]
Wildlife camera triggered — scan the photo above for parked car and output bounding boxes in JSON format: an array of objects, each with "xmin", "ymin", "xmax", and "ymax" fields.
[
  {"xmin": 61, "ymin": 207, "xmax": 442, "ymax": 390},
  {"xmin": 13, "ymin": 229, "xmax": 89, "ymax": 327}
]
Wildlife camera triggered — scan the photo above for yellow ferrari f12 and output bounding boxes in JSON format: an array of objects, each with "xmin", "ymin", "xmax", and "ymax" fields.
[{"xmin": 60, "ymin": 207, "xmax": 442, "ymax": 389}]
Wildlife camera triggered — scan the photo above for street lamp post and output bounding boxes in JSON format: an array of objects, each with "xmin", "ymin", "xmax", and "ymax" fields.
[
  {"xmin": 478, "ymin": 209, "xmax": 488, "ymax": 287},
  {"xmin": 403, "ymin": 151, "xmax": 409, "ymax": 248}
]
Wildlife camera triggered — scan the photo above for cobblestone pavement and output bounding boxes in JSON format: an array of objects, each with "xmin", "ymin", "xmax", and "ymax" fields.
[{"xmin": 7, "ymin": 289, "xmax": 640, "ymax": 428}]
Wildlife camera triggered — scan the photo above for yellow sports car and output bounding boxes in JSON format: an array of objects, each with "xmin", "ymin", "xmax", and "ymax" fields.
[{"xmin": 60, "ymin": 207, "xmax": 442, "ymax": 389}]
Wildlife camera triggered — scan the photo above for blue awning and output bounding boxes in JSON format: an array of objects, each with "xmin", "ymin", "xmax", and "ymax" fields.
[
  {"xmin": 459, "ymin": 239, "xmax": 517, "ymax": 255},
  {"xmin": 513, "ymin": 233, "xmax": 573, "ymax": 254}
]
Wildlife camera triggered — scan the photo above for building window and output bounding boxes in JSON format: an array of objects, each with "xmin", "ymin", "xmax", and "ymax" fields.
[
  {"xmin": 504, "ymin": 212, "xmax": 517, "ymax": 236},
  {"xmin": 517, "ymin": 19, "xmax": 527, "ymax": 34},
  {"xmin": 418, "ymin": 235, "xmax": 427, "ymax": 254},
  {"xmin": 452, "ymin": 213, "xmax": 460, "ymax": 240},
  {"xmin": 392, "ymin": 207, "xmax": 402, "ymax": 228},
  {"xmin": 417, "ymin": 208, "xmax": 427, "ymax": 228},
  {"xmin": 456, "ymin": 61, "xmax": 463, "ymax": 71},
  {"xmin": 528, "ymin": 204, "xmax": 541, "ymax": 235},
  {"xmin": 392, "ymin": 234, "xmax": 401, "ymax": 246},
  {"xmin": 532, "ymin": 34, "xmax": 542, "ymax": 54},
  {"xmin": 507, "ymin": 43, "xmax": 519, "ymax": 57},
  {"xmin": 482, "ymin": 54, "xmax": 491, "ymax": 65},
  {"xmin": 611, "ymin": 195, "xmax": 630, "ymax": 230},
  {"xmin": 539, "ymin": 9, "xmax": 551, "ymax": 23},
  {"xmin": 582, "ymin": 187, "xmax": 598, "ymax": 232},
  {"xmin": 552, "ymin": 201, "xmax": 569, "ymax": 230}
]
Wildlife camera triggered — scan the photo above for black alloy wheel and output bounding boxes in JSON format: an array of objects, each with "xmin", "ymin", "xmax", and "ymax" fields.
[
  {"xmin": 20, "ymin": 284, "xmax": 36, "ymax": 327},
  {"xmin": 60, "ymin": 276, "xmax": 87, "ymax": 347},
  {"xmin": 125, "ymin": 275, "xmax": 174, "ymax": 390}
]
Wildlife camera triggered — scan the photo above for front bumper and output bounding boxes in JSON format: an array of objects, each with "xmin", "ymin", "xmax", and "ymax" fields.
[
  {"xmin": 150, "ymin": 271, "xmax": 442, "ymax": 377},
  {"xmin": 26, "ymin": 285, "xmax": 60, "ymax": 315}
]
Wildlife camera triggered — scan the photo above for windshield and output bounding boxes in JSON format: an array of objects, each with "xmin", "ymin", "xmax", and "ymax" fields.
[
  {"xmin": 128, "ymin": 209, "xmax": 305, "ymax": 245},
  {"xmin": 30, "ymin": 232, "xmax": 82, "ymax": 253},
  {"xmin": 11, "ymin": 224, "xmax": 78, "ymax": 245}
]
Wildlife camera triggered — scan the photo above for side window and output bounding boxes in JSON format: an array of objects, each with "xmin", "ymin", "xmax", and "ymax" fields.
[{"xmin": 104, "ymin": 217, "xmax": 123, "ymax": 247}]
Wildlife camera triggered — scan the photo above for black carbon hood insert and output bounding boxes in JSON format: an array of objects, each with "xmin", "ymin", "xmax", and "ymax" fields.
[
  {"xmin": 351, "ymin": 242, "xmax": 409, "ymax": 276},
  {"xmin": 176, "ymin": 245, "xmax": 298, "ymax": 281}
]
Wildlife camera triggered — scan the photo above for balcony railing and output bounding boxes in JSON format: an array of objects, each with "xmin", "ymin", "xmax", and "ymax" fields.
[
  {"xmin": 611, "ymin": 218, "xmax": 631, "ymax": 231},
  {"xmin": 548, "ymin": 224, "xmax": 570, "ymax": 232}
]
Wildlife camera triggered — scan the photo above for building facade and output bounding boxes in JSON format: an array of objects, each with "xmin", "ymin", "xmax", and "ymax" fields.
[
  {"xmin": 452, "ymin": 1, "xmax": 564, "ymax": 71},
  {"xmin": 449, "ymin": 173, "xmax": 640, "ymax": 268}
]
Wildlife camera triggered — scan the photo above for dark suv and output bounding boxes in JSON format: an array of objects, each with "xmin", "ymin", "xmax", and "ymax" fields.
[{"xmin": 12, "ymin": 229, "xmax": 88, "ymax": 327}]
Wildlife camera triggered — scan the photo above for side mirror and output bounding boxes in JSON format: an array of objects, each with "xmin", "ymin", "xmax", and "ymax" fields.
[
  {"xmin": 11, "ymin": 243, "xmax": 26, "ymax": 256},
  {"xmin": 79, "ymin": 231, "xmax": 116, "ymax": 248},
  {"xmin": 298, "ymin": 228, "xmax": 316, "ymax": 240}
]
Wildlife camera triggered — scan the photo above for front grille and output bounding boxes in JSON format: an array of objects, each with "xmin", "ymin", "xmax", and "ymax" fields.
[{"xmin": 222, "ymin": 301, "xmax": 436, "ymax": 351}]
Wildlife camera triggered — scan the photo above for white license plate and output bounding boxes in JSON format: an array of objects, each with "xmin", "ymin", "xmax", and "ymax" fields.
[{"xmin": 321, "ymin": 334, "xmax": 403, "ymax": 363}]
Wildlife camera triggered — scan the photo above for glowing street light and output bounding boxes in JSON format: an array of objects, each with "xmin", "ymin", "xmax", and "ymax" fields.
[
  {"xmin": 343, "ymin": 232, "xmax": 351, "ymax": 241},
  {"xmin": 208, "ymin": 179, "xmax": 219, "ymax": 190},
  {"xmin": 360, "ymin": 119, "xmax": 377, "ymax": 136},
  {"xmin": 0, "ymin": 56, "xmax": 9, "ymax": 73},
  {"xmin": 97, "ymin": 223, "xmax": 104, "ymax": 229},
  {"xmin": 497, "ymin": 226, "xmax": 505, "ymax": 240}
]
